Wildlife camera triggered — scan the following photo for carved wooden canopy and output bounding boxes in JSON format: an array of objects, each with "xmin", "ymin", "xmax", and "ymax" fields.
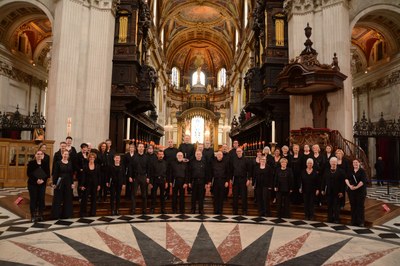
[{"xmin": 277, "ymin": 23, "xmax": 347, "ymax": 95}]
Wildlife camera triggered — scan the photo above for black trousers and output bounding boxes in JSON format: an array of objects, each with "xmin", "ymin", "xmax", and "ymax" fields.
[
  {"xmin": 348, "ymin": 191, "xmax": 365, "ymax": 226},
  {"xmin": 51, "ymin": 183, "xmax": 73, "ymax": 219},
  {"xmin": 172, "ymin": 179, "xmax": 186, "ymax": 213},
  {"xmin": 303, "ymin": 192, "xmax": 315, "ymax": 220},
  {"xmin": 151, "ymin": 178, "xmax": 166, "ymax": 211},
  {"xmin": 80, "ymin": 183, "xmax": 98, "ymax": 217},
  {"xmin": 131, "ymin": 176, "xmax": 148, "ymax": 213},
  {"xmin": 28, "ymin": 184, "xmax": 46, "ymax": 215},
  {"xmin": 232, "ymin": 177, "xmax": 248, "ymax": 214},
  {"xmin": 98, "ymin": 168, "xmax": 108, "ymax": 200},
  {"xmin": 213, "ymin": 179, "xmax": 226, "ymax": 214},
  {"xmin": 255, "ymin": 187, "xmax": 271, "ymax": 216},
  {"xmin": 327, "ymin": 194, "xmax": 341, "ymax": 223},
  {"xmin": 110, "ymin": 183, "xmax": 123, "ymax": 213},
  {"xmin": 276, "ymin": 191, "xmax": 291, "ymax": 218},
  {"xmin": 191, "ymin": 180, "xmax": 205, "ymax": 213}
]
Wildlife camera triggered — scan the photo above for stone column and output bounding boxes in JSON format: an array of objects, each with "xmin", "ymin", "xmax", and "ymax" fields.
[
  {"xmin": 47, "ymin": 0, "xmax": 116, "ymax": 146},
  {"xmin": 285, "ymin": 0, "xmax": 353, "ymax": 139}
]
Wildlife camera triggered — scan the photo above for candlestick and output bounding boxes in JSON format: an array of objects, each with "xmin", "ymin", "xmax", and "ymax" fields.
[
  {"xmin": 126, "ymin": 118, "xmax": 131, "ymax": 140},
  {"xmin": 271, "ymin": 120, "xmax": 276, "ymax": 143}
]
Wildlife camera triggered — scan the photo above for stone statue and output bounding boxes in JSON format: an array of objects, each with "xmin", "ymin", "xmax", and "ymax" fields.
[{"xmin": 186, "ymin": 83, "xmax": 191, "ymax": 93}]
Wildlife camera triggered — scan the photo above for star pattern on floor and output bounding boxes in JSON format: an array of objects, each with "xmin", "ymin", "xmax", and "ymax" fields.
[{"xmin": 1, "ymin": 221, "xmax": 399, "ymax": 265}]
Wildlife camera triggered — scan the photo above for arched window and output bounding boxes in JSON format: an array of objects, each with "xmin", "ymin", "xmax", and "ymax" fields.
[
  {"xmin": 192, "ymin": 69, "xmax": 206, "ymax": 86},
  {"xmin": 217, "ymin": 68, "xmax": 227, "ymax": 89},
  {"xmin": 171, "ymin": 67, "xmax": 180, "ymax": 88},
  {"xmin": 274, "ymin": 13, "xmax": 285, "ymax": 46},
  {"xmin": 118, "ymin": 10, "xmax": 129, "ymax": 43},
  {"xmin": 191, "ymin": 116, "xmax": 204, "ymax": 143}
]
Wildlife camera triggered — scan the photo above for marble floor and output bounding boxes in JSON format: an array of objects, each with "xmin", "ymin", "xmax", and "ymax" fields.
[{"xmin": 0, "ymin": 187, "xmax": 399, "ymax": 265}]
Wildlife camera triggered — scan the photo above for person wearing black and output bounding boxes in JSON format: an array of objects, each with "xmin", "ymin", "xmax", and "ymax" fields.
[
  {"xmin": 312, "ymin": 144, "xmax": 325, "ymax": 207},
  {"xmin": 274, "ymin": 158, "xmax": 294, "ymax": 218},
  {"xmin": 210, "ymin": 151, "xmax": 230, "ymax": 214},
  {"xmin": 336, "ymin": 149, "xmax": 350, "ymax": 209},
  {"xmin": 345, "ymin": 159, "xmax": 368, "ymax": 226},
  {"xmin": 290, "ymin": 144, "xmax": 304, "ymax": 204},
  {"xmin": 321, "ymin": 157, "xmax": 346, "ymax": 223},
  {"xmin": 146, "ymin": 145, "xmax": 157, "ymax": 164},
  {"xmin": 150, "ymin": 150, "xmax": 168, "ymax": 214},
  {"xmin": 202, "ymin": 140, "xmax": 215, "ymax": 167},
  {"xmin": 189, "ymin": 151, "xmax": 208, "ymax": 214},
  {"xmin": 299, "ymin": 158, "xmax": 320, "ymax": 220},
  {"xmin": 131, "ymin": 143, "xmax": 150, "ymax": 214},
  {"xmin": 97, "ymin": 141, "xmax": 112, "ymax": 202},
  {"xmin": 76, "ymin": 143, "xmax": 89, "ymax": 200},
  {"xmin": 228, "ymin": 140, "xmax": 239, "ymax": 161},
  {"xmin": 107, "ymin": 154, "xmax": 126, "ymax": 215},
  {"xmin": 38, "ymin": 143, "xmax": 50, "ymax": 165},
  {"xmin": 27, "ymin": 149, "xmax": 50, "ymax": 222},
  {"xmin": 124, "ymin": 143, "xmax": 135, "ymax": 199},
  {"xmin": 375, "ymin": 156, "xmax": 385, "ymax": 186},
  {"xmin": 164, "ymin": 139, "xmax": 179, "ymax": 200},
  {"xmin": 79, "ymin": 152, "xmax": 101, "ymax": 217},
  {"xmin": 169, "ymin": 152, "xmax": 188, "ymax": 213},
  {"xmin": 253, "ymin": 156, "xmax": 273, "ymax": 216},
  {"xmin": 51, "ymin": 150, "xmax": 75, "ymax": 219},
  {"xmin": 179, "ymin": 135, "xmax": 195, "ymax": 162},
  {"xmin": 230, "ymin": 147, "xmax": 251, "ymax": 215},
  {"xmin": 52, "ymin": 141, "xmax": 67, "ymax": 176},
  {"xmin": 281, "ymin": 145, "xmax": 291, "ymax": 165}
]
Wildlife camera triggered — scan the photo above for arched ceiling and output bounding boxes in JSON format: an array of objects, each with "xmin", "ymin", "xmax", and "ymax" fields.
[
  {"xmin": 159, "ymin": 0, "xmax": 244, "ymax": 77},
  {"xmin": 351, "ymin": 9, "xmax": 400, "ymax": 74},
  {"xmin": 0, "ymin": 2, "xmax": 52, "ymax": 69}
]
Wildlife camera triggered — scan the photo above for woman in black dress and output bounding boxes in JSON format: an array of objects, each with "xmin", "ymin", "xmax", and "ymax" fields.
[
  {"xmin": 290, "ymin": 144, "xmax": 303, "ymax": 204},
  {"xmin": 274, "ymin": 158, "xmax": 294, "ymax": 218},
  {"xmin": 253, "ymin": 156, "xmax": 274, "ymax": 216},
  {"xmin": 299, "ymin": 158, "xmax": 320, "ymax": 220},
  {"xmin": 97, "ymin": 142, "xmax": 110, "ymax": 202},
  {"xmin": 27, "ymin": 149, "xmax": 50, "ymax": 222},
  {"xmin": 345, "ymin": 159, "xmax": 367, "ymax": 226},
  {"xmin": 79, "ymin": 152, "xmax": 101, "ymax": 217},
  {"xmin": 336, "ymin": 149, "xmax": 350, "ymax": 209},
  {"xmin": 51, "ymin": 150, "xmax": 75, "ymax": 219}
]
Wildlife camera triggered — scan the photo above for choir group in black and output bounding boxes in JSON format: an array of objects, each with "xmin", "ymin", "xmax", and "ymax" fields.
[{"xmin": 26, "ymin": 136, "xmax": 368, "ymax": 227}]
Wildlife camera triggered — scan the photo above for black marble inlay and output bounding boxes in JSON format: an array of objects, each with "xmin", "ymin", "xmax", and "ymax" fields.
[
  {"xmin": 118, "ymin": 215, "xmax": 134, "ymax": 221},
  {"xmin": 290, "ymin": 220, "xmax": 308, "ymax": 226},
  {"xmin": 55, "ymin": 233, "xmax": 135, "ymax": 265},
  {"xmin": 131, "ymin": 225, "xmax": 181, "ymax": 265},
  {"xmin": 279, "ymin": 238, "xmax": 352, "ymax": 265},
  {"xmin": 353, "ymin": 228, "xmax": 374, "ymax": 234},
  {"xmin": 136, "ymin": 215, "xmax": 153, "ymax": 221},
  {"xmin": 378, "ymin": 233, "xmax": 400, "ymax": 239},
  {"xmin": 76, "ymin": 218, "xmax": 95, "ymax": 224},
  {"xmin": 251, "ymin": 217, "xmax": 266, "ymax": 222},
  {"xmin": 0, "ymin": 260, "xmax": 33, "ymax": 265},
  {"xmin": 97, "ymin": 217, "xmax": 114, "ymax": 222},
  {"xmin": 6, "ymin": 226, "xmax": 28, "ymax": 232},
  {"xmin": 157, "ymin": 214, "xmax": 172, "ymax": 220},
  {"xmin": 270, "ymin": 218, "xmax": 286, "ymax": 224},
  {"xmin": 176, "ymin": 214, "xmax": 191, "ymax": 220},
  {"xmin": 194, "ymin": 214, "xmax": 210, "ymax": 220},
  {"xmin": 54, "ymin": 220, "xmax": 73, "ymax": 226},
  {"xmin": 310, "ymin": 222, "xmax": 329, "ymax": 228},
  {"xmin": 213, "ymin": 215, "xmax": 229, "ymax": 221},
  {"xmin": 232, "ymin": 216, "xmax": 248, "ymax": 222},
  {"xmin": 187, "ymin": 223, "xmax": 223, "ymax": 264},
  {"xmin": 332, "ymin": 225, "xmax": 350, "ymax": 231},
  {"xmin": 31, "ymin": 222, "xmax": 52, "ymax": 229},
  {"xmin": 228, "ymin": 227, "xmax": 274, "ymax": 265}
]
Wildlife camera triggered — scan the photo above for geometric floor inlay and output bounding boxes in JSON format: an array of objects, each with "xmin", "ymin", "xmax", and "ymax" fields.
[{"xmin": 0, "ymin": 219, "xmax": 399, "ymax": 265}]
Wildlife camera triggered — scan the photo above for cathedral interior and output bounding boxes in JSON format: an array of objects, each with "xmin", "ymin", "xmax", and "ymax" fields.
[{"xmin": 0, "ymin": 0, "xmax": 400, "ymax": 265}]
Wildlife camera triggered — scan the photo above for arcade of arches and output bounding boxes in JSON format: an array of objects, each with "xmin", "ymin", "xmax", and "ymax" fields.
[{"xmin": 0, "ymin": 0, "xmax": 399, "ymax": 179}]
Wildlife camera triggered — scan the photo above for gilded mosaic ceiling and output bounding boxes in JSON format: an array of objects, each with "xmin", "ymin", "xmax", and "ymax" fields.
[{"xmin": 160, "ymin": 0, "xmax": 245, "ymax": 77}]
